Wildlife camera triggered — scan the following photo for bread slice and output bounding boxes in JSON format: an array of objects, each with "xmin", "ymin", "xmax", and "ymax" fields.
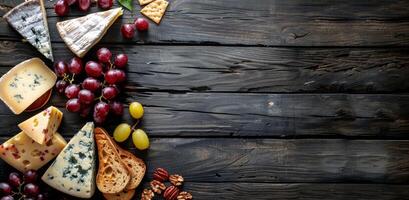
[
  {"xmin": 113, "ymin": 142, "xmax": 146, "ymax": 190},
  {"xmin": 103, "ymin": 189, "xmax": 135, "ymax": 200},
  {"xmin": 95, "ymin": 127, "xmax": 130, "ymax": 194}
]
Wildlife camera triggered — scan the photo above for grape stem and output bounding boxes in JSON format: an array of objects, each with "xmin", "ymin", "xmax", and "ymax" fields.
[{"xmin": 131, "ymin": 119, "xmax": 140, "ymax": 131}]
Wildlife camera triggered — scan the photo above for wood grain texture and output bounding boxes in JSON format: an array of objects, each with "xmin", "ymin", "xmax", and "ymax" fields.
[
  {"xmin": 1, "ymin": 92, "xmax": 409, "ymax": 138},
  {"xmin": 1, "ymin": 41, "xmax": 409, "ymax": 93},
  {"xmin": 1, "ymin": 0, "xmax": 409, "ymax": 46}
]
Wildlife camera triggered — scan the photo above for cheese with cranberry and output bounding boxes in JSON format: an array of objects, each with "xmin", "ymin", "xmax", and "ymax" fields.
[
  {"xmin": 0, "ymin": 132, "xmax": 67, "ymax": 172},
  {"xmin": 18, "ymin": 106, "xmax": 63, "ymax": 145}
]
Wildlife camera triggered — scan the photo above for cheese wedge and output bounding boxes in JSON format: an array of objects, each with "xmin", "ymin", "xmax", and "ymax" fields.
[
  {"xmin": 0, "ymin": 58, "xmax": 57, "ymax": 115},
  {"xmin": 3, "ymin": 0, "xmax": 53, "ymax": 61},
  {"xmin": 42, "ymin": 122, "xmax": 96, "ymax": 198},
  {"xmin": 56, "ymin": 8, "xmax": 123, "ymax": 58},
  {"xmin": 18, "ymin": 106, "xmax": 63, "ymax": 145},
  {"xmin": 0, "ymin": 132, "xmax": 66, "ymax": 172}
]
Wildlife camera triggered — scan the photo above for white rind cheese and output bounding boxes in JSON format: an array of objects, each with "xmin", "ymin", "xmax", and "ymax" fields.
[
  {"xmin": 3, "ymin": 0, "xmax": 53, "ymax": 61},
  {"xmin": 42, "ymin": 122, "xmax": 96, "ymax": 198},
  {"xmin": 56, "ymin": 8, "xmax": 123, "ymax": 58}
]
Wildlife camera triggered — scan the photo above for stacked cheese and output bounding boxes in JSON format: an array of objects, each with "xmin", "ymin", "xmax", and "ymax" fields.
[{"xmin": 0, "ymin": 106, "xmax": 66, "ymax": 172}]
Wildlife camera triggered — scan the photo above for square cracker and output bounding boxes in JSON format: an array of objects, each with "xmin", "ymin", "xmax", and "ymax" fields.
[
  {"xmin": 140, "ymin": 0, "xmax": 169, "ymax": 24},
  {"xmin": 139, "ymin": 0, "xmax": 154, "ymax": 6}
]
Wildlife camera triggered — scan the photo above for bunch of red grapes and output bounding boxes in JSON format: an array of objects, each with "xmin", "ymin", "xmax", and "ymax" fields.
[
  {"xmin": 54, "ymin": 48, "xmax": 128, "ymax": 124},
  {"xmin": 54, "ymin": 0, "xmax": 113, "ymax": 16},
  {"xmin": 0, "ymin": 170, "xmax": 47, "ymax": 200}
]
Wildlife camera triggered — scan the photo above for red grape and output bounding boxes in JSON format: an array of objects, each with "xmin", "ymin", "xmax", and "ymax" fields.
[
  {"xmin": 65, "ymin": 84, "xmax": 80, "ymax": 99},
  {"xmin": 94, "ymin": 102, "xmax": 109, "ymax": 123},
  {"xmin": 0, "ymin": 196, "xmax": 13, "ymax": 200},
  {"xmin": 66, "ymin": 0, "xmax": 77, "ymax": 5},
  {"xmin": 97, "ymin": 48, "xmax": 112, "ymax": 63},
  {"xmin": 54, "ymin": 0, "xmax": 69, "ymax": 16},
  {"xmin": 0, "ymin": 183, "xmax": 11, "ymax": 196},
  {"xmin": 82, "ymin": 77, "xmax": 101, "ymax": 92},
  {"xmin": 121, "ymin": 24, "xmax": 135, "ymax": 39},
  {"xmin": 78, "ymin": 0, "xmax": 90, "ymax": 11},
  {"xmin": 54, "ymin": 60, "xmax": 68, "ymax": 77},
  {"xmin": 102, "ymin": 86, "xmax": 117, "ymax": 100},
  {"xmin": 55, "ymin": 80, "xmax": 68, "ymax": 94},
  {"xmin": 114, "ymin": 54, "xmax": 128, "ymax": 68},
  {"xmin": 134, "ymin": 18, "xmax": 149, "ymax": 31},
  {"xmin": 78, "ymin": 89, "xmax": 95, "ymax": 104},
  {"xmin": 24, "ymin": 170, "xmax": 38, "ymax": 183},
  {"xmin": 23, "ymin": 183, "xmax": 40, "ymax": 197},
  {"xmin": 93, "ymin": 113, "xmax": 107, "ymax": 124},
  {"xmin": 105, "ymin": 69, "xmax": 118, "ymax": 84},
  {"xmin": 80, "ymin": 105, "xmax": 92, "ymax": 117},
  {"xmin": 66, "ymin": 98, "xmax": 81, "ymax": 112},
  {"xmin": 85, "ymin": 61, "xmax": 103, "ymax": 78},
  {"xmin": 68, "ymin": 57, "xmax": 83, "ymax": 75},
  {"xmin": 37, "ymin": 193, "xmax": 48, "ymax": 200},
  {"xmin": 97, "ymin": 0, "xmax": 113, "ymax": 9},
  {"xmin": 8, "ymin": 172, "xmax": 21, "ymax": 188},
  {"xmin": 110, "ymin": 101, "xmax": 123, "ymax": 116},
  {"xmin": 115, "ymin": 69, "xmax": 126, "ymax": 82}
]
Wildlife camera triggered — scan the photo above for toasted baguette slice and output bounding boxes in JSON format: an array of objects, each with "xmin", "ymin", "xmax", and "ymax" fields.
[
  {"xmin": 103, "ymin": 189, "xmax": 135, "ymax": 200},
  {"xmin": 113, "ymin": 142, "xmax": 146, "ymax": 190},
  {"xmin": 95, "ymin": 127, "xmax": 130, "ymax": 194}
]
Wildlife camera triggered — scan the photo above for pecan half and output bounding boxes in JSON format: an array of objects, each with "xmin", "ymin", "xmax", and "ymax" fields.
[
  {"xmin": 153, "ymin": 168, "xmax": 170, "ymax": 182},
  {"xmin": 164, "ymin": 185, "xmax": 180, "ymax": 200},
  {"xmin": 177, "ymin": 191, "xmax": 193, "ymax": 200},
  {"xmin": 141, "ymin": 189, "xmax": 155, "ymax": 200},
  {"xmin": 169, "ymin": 174, "xmax": 184, "ymax": 186},
  {"xmin": 150, "ymin": 180, "xmax": 166, "ymax": 194}
]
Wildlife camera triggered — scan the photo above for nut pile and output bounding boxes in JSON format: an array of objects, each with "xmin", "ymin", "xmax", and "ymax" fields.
[{"xmin": 141, "ymin": 168, "xmax": 193, "ymax": 200}]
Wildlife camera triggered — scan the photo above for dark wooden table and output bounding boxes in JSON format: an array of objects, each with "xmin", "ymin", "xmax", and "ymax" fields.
[{"xmin": 1, "ymin": 0, "xmax": 409, "ymax": 199}]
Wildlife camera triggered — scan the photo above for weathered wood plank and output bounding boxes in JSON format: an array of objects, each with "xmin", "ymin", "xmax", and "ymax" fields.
[
  {"xmin": 1, "ymin": 93, "xmax": 409, "ymax": 138},
  {"xmin": 1, "ymin": 138, "xmax": 409, "ymax": 183},
  {"xmin": 1, "ymin": 41, "xmax": 409, "ymax": 93},
  {"xmin": 1, "ymin": 0, "xmax": 409, "ymax": 46}
]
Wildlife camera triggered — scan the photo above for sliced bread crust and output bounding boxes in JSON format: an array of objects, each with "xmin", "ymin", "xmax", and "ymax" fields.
[
  {"xmin": 103, "ymin": 189, "xmax": 135, "ymax": 200},
  {"xmin": 114, "ymin": 143, "xmax": 146, "ymax": 190}
]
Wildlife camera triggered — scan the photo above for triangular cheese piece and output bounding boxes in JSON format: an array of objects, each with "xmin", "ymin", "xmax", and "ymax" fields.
[
  {"xmin": 42, "ymin": 122, "xmax": 96, "ymax": 198},
  {"xmin": 56, "ymin": 8, "xmax": 123, "ymax": 58},
  {"xmin": 3, "ymin": 0, "xmax": 54, "ymax": 61},
  {"xmin": 140, "ymin": 0, "xmax": 169, "ymax": 24},
  {"xmin": 18, "ymin": 106, "xmax": 63, "ymax": 145}
]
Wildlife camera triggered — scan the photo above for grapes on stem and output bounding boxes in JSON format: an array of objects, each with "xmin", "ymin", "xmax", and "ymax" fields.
[
  {"xmin": 102, "ymin": 86, "xmax": 117, "ymax": 100},
  {"xmin": 85, "ymin": 61, "xmax": 103, "ymax": 78},
  {"xmin": 0, "ymin": 182, "xmax": 11, "ymax": 196},
  {"xmin": 23, "ymin": 183, "xmax": 40, "ymax": 197},
  {"xmin": 64, "ymin": 84, "xmax": 80, "ymax": 99},
  {"xmin": 114, "ymin": 123, "xmax": 131, "ymax": 142},
  {"xmin": 78, "ymin": 89, "xmax": 95, "ymax": 105},
  {"xmin": 129, "ymin": 102, "xmax": 144, "ymax": 119},
  {"xmin": 54, "ymin": 60, "xmax": 68, "ymax": 77},
  {"xmin": 82, "ymin": 77, "xmax": 101, "ymax": 92},
  {"xmin": 114, "ymin": 54, "xmax": 128, "ymax": 68},
  {"xmin": 54, "ymin": 0, "xmax": 69, "ymax": 16},
  {"xmin": 66, "ymin": 98, "xmax": 81, "ymax": 113},
  {"xmin": 97, "ymin": 48, "xmax": 112, "ymax": 63},
  {"xmin": 8, "ymin": 172, "xmax": 21, "ymax": 188},
  {"xmin": 110, "ymin": 101, "xmax": 124, "ymax": 116},
  {"xmin": 24, "ymin": 170, "xmax": 38, "ymax": 183},
  {"xmin": 68, "ymin": 57, "xmax": 83, "ymax": 75}
]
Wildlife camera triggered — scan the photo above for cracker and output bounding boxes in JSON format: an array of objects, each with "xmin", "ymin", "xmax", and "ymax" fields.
[
  {"xmin": 139, "ymin": 0, "xmax": 154, "ymax": 6},
  {"xmin": 140, "ymin": 0, "xmax": 169, "ymax": 24}
]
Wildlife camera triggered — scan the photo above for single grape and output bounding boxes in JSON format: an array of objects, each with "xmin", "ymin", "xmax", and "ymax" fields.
[
  {"xmin": 132, "ymin": 129, "xmax": 149, "ymax": 150},
  {"xmin": 23, "ymin": 183, "xmax": 40, "ymax": 197},
  {"xmin": 78, "ymin": 0, "xmax": 90, "ymax": 11},
  {"xmin": 0, "ymin": 183, "xmax": 11, "ymax": 196},
  {"xmin": 68, "ymin": 57, "xmax": 83, "ymax": 75},
  {"xmin": 114, "ymin": 123, "xmax": 131, "ymax": 142},
  {"xmin": 82, "ymin": 77, "xmax": 101, "ymax": 92},
  {"xmin": 55, "ymin": 80, "xmax": 68, "ymax": 94},
  {"xmin": 134, "ymin": 18, "xmax": 149, "ymax": 31},
  {"xmin": 0, "ymin": 196, "xmax": 14, "ymax": 200},
  {"xmin": 79, "ymin": 104, "xmax": 92, "ymax": 118},
  {"xmin": 121, "ymin": 24, "xmax": 135, "ymax": 39},
  {"xmin": 8, "ymin": 172, "xmax": 21, "ymax": 188},
  {"xmin": 78, "ymin": 89, "xmax": 95, "ymax": 104},
  {"xmin": 24, "ymin": 170, "xmax": 38, "ymax": 184},
  {"xmin": 37, "ymin": 193, "xmax": 48, "ymax": 200},
  {"xmin": 105, "ymin": 69, "xmax": 118, "ymax": 84},
  {"xmin": 114, "ymin": 54, "xmax": 128, "ymax": 68},
  {"xmin": 66, "ymin": 98, "xmax": 81, "ymax": 113},
  {"xmin": 129, "ymin": 102, "xmax": 144, "ymax": 119},
  {"xmin": 98, "ymin": 0, "xmax": 113, "ymax": 9},
  {"xmin": 94, "ymin": 102, "xmax": 110, "ymax": 117},
  {"xmin": 97, "ymin": 48, "xmax": 112, "ymax": 63},
  {"xmin": 54, "ymin": 60, "xmax": 68, "ymax": 77},
  {"xmin": 114, "ymin": 69, "xmax": 126, "ymax": 82},
  {"xmin": 54, "ymin": 0, "xmax": 69, "ymax": 16},
  {"xmin": 110, "ymin": 101, "xmax": 124, "ymax": 116},
  {"xmin": 93, "ymin": 113, "xmax": 107, "ymax": 124},
  {"xmin": 102, "ymin": 86, "xmax": 117, "ymax": 100},
  {"xmin": 85, "ymin": 61, "xmax": 103, "ymax": 78},
  {"xmin": 65, "ymin": 84, "xmax": 80, "ymax": 99}
]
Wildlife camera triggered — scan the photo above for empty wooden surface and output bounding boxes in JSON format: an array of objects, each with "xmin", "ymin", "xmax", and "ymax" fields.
[{"xmin": 1, "ymin": 0, "xmax": 409, "ymax": 199}]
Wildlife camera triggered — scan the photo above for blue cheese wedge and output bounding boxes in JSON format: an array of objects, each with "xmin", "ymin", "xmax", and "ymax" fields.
[
  {"xmin": 3, "ymin": 0, "xmax": 53, "ymax": 61},
  {"xmin": 56, "ymin": 8, "xmax": 123, "ymax": 58},
  {"xmin": 41, "ymin": 122, "xmax": 96, "ymax": 198}
]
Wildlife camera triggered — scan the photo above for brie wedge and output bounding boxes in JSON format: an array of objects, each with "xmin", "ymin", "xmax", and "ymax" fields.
[
  {"xmin": 3, "ymin": 0, "xmax": 53, "ymax": 61},
  {"xmin": 56, "ymin": 8, "xmax": 123, "ymax": 58}
]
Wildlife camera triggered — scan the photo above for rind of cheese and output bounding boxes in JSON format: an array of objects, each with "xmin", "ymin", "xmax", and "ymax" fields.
[
  {"xmin": 3, "ymin": 0, "xmax": 54, "ymax": 61},
  {"xmin": 0, "ymin": 58, "xmax": 57, "ymax": 115},
  {"xmin": 56, "ymin": 8, "xmax": 123, "ymax": 58},
  {"xmin": 18, "ymin": 106, "xmax": 63, "ymax": 145},
  {"xmin": 42, "ymin": 122, "xmax": 96, "ymax": 198},
  {"xmin": 0, "ymin": 132, "xmax": 67, "ymax": 172}
]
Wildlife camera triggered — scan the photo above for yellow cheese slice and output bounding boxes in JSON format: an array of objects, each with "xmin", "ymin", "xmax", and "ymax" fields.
[
  {"xmin": 0, "ymin": 58, "xmax": 57, "ymax": 114},
  {"xmin": 0, "ymin": 132, "xmax": 67, "ymax": 172},
  {"xmin": 18, "ymin": 106, "xmax": 63, "ymax": 145},
  {"xmin": 56, "ymin": 8, "xmax": 123, "ymax": 58}
]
